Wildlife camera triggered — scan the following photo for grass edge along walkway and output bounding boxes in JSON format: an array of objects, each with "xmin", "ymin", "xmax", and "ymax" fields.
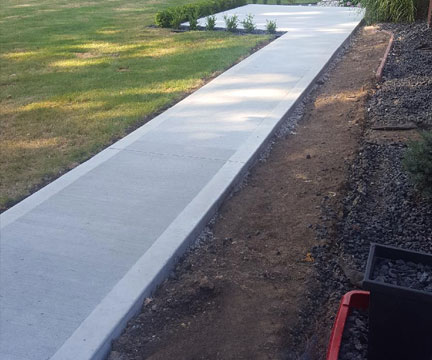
[{"xmin": 0, "ymin": 0, "xmax": 271, "ymax": 211}]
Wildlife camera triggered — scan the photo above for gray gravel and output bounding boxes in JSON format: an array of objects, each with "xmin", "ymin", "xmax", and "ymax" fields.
[
  {"xmin": 339, "ymin": 309, "xmax": 368, "ymax": 360},
  {"xmin": 368, "ymin": 23, "xmax": 432, "ymax": 129},
  {"xmin": 372, "ymin": 258, "xmax": 432, "ymax": 292}
]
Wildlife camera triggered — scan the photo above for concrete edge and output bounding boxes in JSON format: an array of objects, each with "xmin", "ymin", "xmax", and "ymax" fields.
[{"xmin": 50, "ymin": 19, "xmax": 363, "ymax": 360}]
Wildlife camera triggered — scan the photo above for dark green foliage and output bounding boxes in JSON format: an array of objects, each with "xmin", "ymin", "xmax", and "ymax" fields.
[
  {"xmin": 403, "ymin": 132, "xmax": 432, "ymax": 197},
  {"xmin": 172, "ymin": 12, "xmax": 184, "ymax": 29},
  {"xmin": 241, "ymin": 13, "xmax": 256, "ymax": 32},
  {"xmin": 266, "ymin": 19, "xmax": 277, "ymax": 34},
  {"xmin": 155, "ymin": 10, "xmax": 174, "ymax": 28},
  {"xmin": 189, "ymin": 9, "xmax": 200, "ymax": 30},
  {"xmin": 224, "ymin": 14, "xmax": 239, "ymax": 32},
  {"xmin": 360, "ymin": 0, "xmax": 428, "ymax": 23},
  {"xmin": 155, "ymin": 0, "xmax": 247, "ymax": 28},
  {"xmin": 205, "ymin": 15, "xmax": 217, "ymax": 30}
]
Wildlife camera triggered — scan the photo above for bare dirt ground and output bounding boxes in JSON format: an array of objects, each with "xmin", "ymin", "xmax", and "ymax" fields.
[{"xmin": 109, "ymin": 27, "xmax": 390, "ymax": 360}]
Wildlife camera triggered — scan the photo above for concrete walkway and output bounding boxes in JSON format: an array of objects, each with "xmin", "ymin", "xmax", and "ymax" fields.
[{"xmin": 0, "ymin": 5, "xmax": 363, "ymax": 360}]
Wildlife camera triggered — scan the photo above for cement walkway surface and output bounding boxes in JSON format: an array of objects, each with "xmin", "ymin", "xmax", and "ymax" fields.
[{"xmin": 0, "ymin": 5, "xmax": 363, "ymax": 360}]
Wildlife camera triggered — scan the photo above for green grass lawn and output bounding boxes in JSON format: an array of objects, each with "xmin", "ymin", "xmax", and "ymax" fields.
[
  {"xmin": 0, "ymin": 0, "xmax": 272, "ymax": 210},
  {"xmin": 0, "ymin": 0, "xmax": 317, "ymax": 211}
]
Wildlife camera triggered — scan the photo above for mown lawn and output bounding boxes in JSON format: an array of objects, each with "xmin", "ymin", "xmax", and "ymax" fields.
[{"xmin": 0, "ymin": 0, "xmax": 274, "ymax": 211}]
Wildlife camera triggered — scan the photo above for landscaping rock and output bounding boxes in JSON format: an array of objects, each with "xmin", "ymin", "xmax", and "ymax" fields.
[
  {"xmin": 369, "ymin": 23, "xmax": 432, "ymax": 129},
  {"xmin": 372, "ymin": 257, "xmax": 432, "ymax": 292},
  {"xmin": 339, "ymin": 309, "xmax": 368, "ymax": 360}
]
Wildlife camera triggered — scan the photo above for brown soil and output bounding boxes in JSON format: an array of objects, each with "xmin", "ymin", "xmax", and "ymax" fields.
[{"xmin": 109, "ymin": 27, "xmax": 390, "ymax": 360}]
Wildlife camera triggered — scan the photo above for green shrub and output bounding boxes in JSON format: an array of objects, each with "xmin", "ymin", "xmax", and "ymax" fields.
[
  {"xmin": 266, "ymin": 19, "xmax": 277, "ymax": 34},
  {"xmin": 155, "ymin": 0, "xmax": 247, "ymax": 28},
  {"xmin": 263, "ymin": 0, "xmax": 268, "ymax": 4},
  {"xmin": 241, "ymin": 13, "xmax": 256, "ymax": 32},
  {"xmin": 253, "ymin": 0, "xmax": 258, "ymax": 3},
  {"xmin": 205, "ymin": 15, "xmax": 217, "ymax": 30},
  {"xmin": 155, "ymin": 9, "xmax": 174, "ymax": 28},
  {"xmin": 189, "ymin": 9, "xmax": 200, "ymax": 30},
  {"xmin": 276, "ymin": 0, "xmax": 282, "ymax": 4},
  {"xmin": 224, "ymin": 14, "xmax": 239, "ymax": 32},
  {"xmin": 171, "ymin": 12, "xmax": 184, "ymax": 29},
  {"xmin": 403, "ymin": 131, "xmax": 432, "ymax": 198},
  {"xmin": 360, "ymin": 0, "xmax": 428, "ymax": 22}
]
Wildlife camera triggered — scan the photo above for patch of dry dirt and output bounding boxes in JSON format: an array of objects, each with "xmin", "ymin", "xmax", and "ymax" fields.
[{"xmin": 109, "ymin": 27, "xmax": 390, "ymax": 360}]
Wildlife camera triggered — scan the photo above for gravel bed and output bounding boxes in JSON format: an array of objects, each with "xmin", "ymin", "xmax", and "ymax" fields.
[
  {"xmin": 339, "ymin": 309, "xmax": 368, "ymax": 360},
  {"xmin": 340, "ymin": 143, "xmax": 432, "ymax": 271},
  {"xmin": 306, "ymin": 135, "xmax": 432, "ymax": 360},
  {"xmin": 368, "ymin": 23, "xmax": 432, "ymax": 129},
  {"xmin": 303, "ymin": 140, "xmax": 432, "ymax": 323},
  {"xmin": 372, "ymin": 258, "xmax": 432, "ymax": 292}
]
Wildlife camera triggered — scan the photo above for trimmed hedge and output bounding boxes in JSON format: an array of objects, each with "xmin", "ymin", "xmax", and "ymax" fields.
[{"xmin": 155, "ymin": 0, "xmax": 247, "ymax": 28}]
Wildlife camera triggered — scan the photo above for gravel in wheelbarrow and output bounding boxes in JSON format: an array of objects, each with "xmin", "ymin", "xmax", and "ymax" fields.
[{"xmin": 338, "ymin": 308, "xmax": 368, "ymax": 360}]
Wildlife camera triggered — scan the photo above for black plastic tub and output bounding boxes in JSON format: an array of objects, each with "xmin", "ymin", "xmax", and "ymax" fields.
[{"xmin": 363, "ymin": 243, "xmax": 432, "ymax": 360}]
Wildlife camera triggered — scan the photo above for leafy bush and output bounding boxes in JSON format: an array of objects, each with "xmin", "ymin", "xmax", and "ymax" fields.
[
  {"xmin": 224, "ymin": 14, "xmax": 239, "ymax": 32},
  {"xmin": 403, "ymin": 131, "xmax": 432, "ymax": 198},
  {"xmin": 155, "ymin": 9, "xmax": 174, "ymax": 28},
  {"xmin": 276, "ymin": 0, "xmax": 282, "ymax": 4},
  {"xmin": 205, "ymin": 15, "xmax": 217, "ymax": 30},
  {"xmin": 252, "ymin": 0, "xmax": 258, "ymax": 3},
  {"xmin": 359, "ymin": 0, "xmax": 428, "ymax": 22},
  {"xmin": 266, "ymin": 19, "xmax": 277, "ymax": 34},
  {"xmin": 241, "ymin": 13, "xmax": 256, "ymax": 32},
  {"xmin": 189, "ymin": 9, "xmax": 200, "ymax": 30},
  {"xmin": 263, "ymin": 0, "xmax": 268, "ymax": 4},
  {"xmin": 155, "ymin": 0, "xmax": 247, "ymax": 28},
  {"xmin": 172, "ymin": 12, "xmax": 184, "ymax": 29}
]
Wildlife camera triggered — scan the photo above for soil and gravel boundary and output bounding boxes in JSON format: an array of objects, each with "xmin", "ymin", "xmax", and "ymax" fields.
[{"xmin": 301, "ymin": 21, "xmax": 432, "ymax": 360}]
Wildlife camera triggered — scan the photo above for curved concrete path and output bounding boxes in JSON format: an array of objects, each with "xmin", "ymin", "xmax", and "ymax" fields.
[{"xmin": 0, "ymin": 5, "xmax": 363, "ymax": 360}]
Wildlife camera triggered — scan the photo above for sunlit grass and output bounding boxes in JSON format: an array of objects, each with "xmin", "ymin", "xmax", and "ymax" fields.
[{"xmin": 0, "ymin": 0, "xmax": 269, "ymax": 210}]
